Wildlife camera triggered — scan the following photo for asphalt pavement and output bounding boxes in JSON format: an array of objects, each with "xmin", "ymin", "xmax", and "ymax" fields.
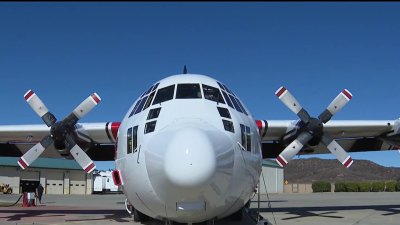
[{"xmin": 0, "ymin": 192, "xmax": 399, "ymax": 225}]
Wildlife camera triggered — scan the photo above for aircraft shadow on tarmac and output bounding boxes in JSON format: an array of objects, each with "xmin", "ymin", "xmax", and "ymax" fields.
[
  {"xmin": 259, "ymin": 204, "xmax": 400, "ymax": 220},
  {"xmin": 2, "ymin": 204, "xmax": 399, "ymax": 224},
  {"xmin": 0, "ymin": 209, "xmax": 130, "ymax": 223},
  {"xmin": 0, "ymin": 208, "xmax": 257, "ymax": 225}
]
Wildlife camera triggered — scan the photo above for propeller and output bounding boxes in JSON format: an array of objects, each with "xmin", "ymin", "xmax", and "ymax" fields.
[
  {"xmin": 18, "ymin": 90, "xmax": 101, "ymax": 173},
  {"xmin": 275, "ymin": 87, "xmax": 354, "ymax": 168}
]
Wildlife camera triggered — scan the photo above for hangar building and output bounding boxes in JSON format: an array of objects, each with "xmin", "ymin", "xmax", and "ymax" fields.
[
  {"xmin": 0, "ymin": 157, "xmax": 283, "ymax": 195},
  {"xmin": 0, "ymin": 157, "xmax": 92, "ymax": 195},
  {"xmin": 258, "ymin": 159, "xmax": 284, "ymax": 194}
]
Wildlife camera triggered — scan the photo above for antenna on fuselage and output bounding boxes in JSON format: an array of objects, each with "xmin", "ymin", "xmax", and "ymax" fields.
[{"xmin": 183, "ymin": 65, "xmax": 188, "ymax": 74}]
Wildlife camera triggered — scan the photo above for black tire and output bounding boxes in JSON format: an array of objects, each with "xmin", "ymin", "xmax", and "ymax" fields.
[
  {"xmin": 194, "ymin": 222, "xmax": 208, "ymax": 225},
  {"xmin": 229, "ymin": 208, "xmax": 243, "ymax": 221},
  {"xmin": 245, "ymin": 200, "xmax": 251, "ymax": 208},
  {"xmin": 133, "ymin": 208, "xmax": 150, "ymax": 222}
]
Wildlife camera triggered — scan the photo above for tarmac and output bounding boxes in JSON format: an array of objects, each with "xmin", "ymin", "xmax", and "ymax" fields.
[{"xmin": 0, "ymin": 192, "xmax": 400, "ymax": 225}]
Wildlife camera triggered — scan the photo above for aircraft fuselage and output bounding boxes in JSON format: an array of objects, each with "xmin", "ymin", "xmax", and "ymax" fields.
[{"xmin": 115, "ymin": 74, "xmax": 262, "ymax": 223}]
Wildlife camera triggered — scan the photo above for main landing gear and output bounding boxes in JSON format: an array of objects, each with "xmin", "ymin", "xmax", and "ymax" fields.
[{"xmin": 125, "ymin": 199, "xmax": 149, "ymax": 222}]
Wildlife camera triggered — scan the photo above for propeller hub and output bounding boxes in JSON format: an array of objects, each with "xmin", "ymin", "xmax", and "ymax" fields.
[
  {"xmin": 297, "ymin": 118, "xmax": 323, "ymax": 137},
  {"xmin": 295, "ymin": 118, "xmax": 323, "ymax": 146},
  {"xmin": 307, "ymin": 118, "xmax": 323, "ymax": 135},
  {"xmin": 50, "ymin": 122, "xmax": 73, "ymax": 143}
]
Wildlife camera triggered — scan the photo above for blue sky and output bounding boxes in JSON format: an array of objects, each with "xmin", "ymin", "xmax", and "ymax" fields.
[{"xmin": 1, "ymin": 2, "xmax": 400, "ymax": 170}]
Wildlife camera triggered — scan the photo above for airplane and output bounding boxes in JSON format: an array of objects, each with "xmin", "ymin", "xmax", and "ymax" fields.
[{"xmin": 1, "ymin": 72, "xmax": 400, "ymax": 225}]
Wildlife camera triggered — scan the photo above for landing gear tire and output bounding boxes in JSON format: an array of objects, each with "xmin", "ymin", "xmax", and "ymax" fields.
[
  {"xmin": 170, "ymin": 221, "xmax": 210, "ymax": 225},
  {"xmin": 229, "ymin": 207, "xmax": 243, "ymax": 221},
  {"xmin": 245, "ymin": 200, "xmax": 251, "ymax": 208},
  {"xmin": 133, "ymin": 208, "xmax": 150, "ymax": 222}
]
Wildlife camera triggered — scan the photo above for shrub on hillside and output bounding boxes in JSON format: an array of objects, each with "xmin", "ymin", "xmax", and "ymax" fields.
[
  {"xmin": 312, "ymin": 181, "xmax": 331, "ymax": 192},
  {"xmin": 345, "ymin": 182, "xmax": 359, "ymax": 192},
  {"xmin": 371, "ymin": 182, "xmax": 385, "ymax": 192},
  {"xmin": 334, "ymin": 182, "xmax": 346, "ymax": 192},
  {"xmin": 358, "ymin": 182, "xmax": 371, "ymax": 192},
  {"xmin": 385, "ymin": 181, "xmax": 397, "ymax": 192},
  {"xmin": 396, "ymin": 182, "xmax": 400, "ymax": 192}
]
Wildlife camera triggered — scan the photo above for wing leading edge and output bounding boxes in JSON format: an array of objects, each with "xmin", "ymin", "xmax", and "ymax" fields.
[
  {"xmin": 0, "ymin": 122, "xmax": 120, "ymax": 161},
  {"xmin": 259, "ymin": 119, "xmax": 400, "ymax": 159}
]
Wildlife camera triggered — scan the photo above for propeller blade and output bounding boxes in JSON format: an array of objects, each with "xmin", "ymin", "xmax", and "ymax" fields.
[
  {"xmin": 24, "ymin": 90, "xmax": 57, "ymax": 127},
  {"xmin": 18, "ymin": 135, "xmax": 54, "ymax": 170},
  {"xmin": 65, "ymin": 135, "xmax": 96, "ymax": 173},
  {"xmin": 275, "ymin": 86, "xmax": 311, "ymax": 123},
  {"xmin": 319, "ymin": 89, "xmax": 353, "ymax": 123},
  {"xmin": 65, "ymin": 93, "xmax": 101, "ymax": 125},
  {"xmin": 276, "ymin": 132, "xmax": 313, "ymax": 167},
  {"xmin": 321, "ymin": 135, "xmax": 354, "ymax": 168}
]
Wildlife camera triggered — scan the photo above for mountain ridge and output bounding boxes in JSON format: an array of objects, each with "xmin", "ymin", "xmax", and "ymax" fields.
[{"xmin": 284, "ymin": 158, "xmax": 400, "ymax": 183}]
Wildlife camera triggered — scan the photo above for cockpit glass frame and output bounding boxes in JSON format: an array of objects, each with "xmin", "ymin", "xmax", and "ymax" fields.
[
  {"xmin": 143, "ymin": 91, "xmax": 156, "ymax": 110},
  {"xmin": 202, "ymin": 84, "xmax": 225, "ymax": 104},
  {"xmin": 152, "ymin": 85, "xmax": 175, "ymax": 105},
  {"xmin": 176, "ymin": 83, "xmax": 202, "ymax": 99},
  {"xmin": 134, "ymin": 95, "xmax": 148, "ymax": 114}
]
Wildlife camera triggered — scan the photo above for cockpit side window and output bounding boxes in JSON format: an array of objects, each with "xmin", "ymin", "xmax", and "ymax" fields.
[
  {"xmin": 236, "ymin": 97, "xmax": 248, "ymax": 115},
  {"xmin": 147, "ymin": 107, "xmax": 161, "ymax": 120},
  {"xmin": 202, "ymin": 84, "xmax": 225, "ymax": 104},
  {"xmin": 144, "ymin": 84, "xmax": 155, "ymax": 96},
  {"xmin": 217, "ymin": 82, "xmax": 226, "ymax": 91},
  {"xmin": 128, "ymin": 100, "xmax": 142, "ymax": 118},
  {"xmin": 223, "ymin": 84, "xmax": 234, "ymax": 96},
  {"xmin": 151, "ymin": 83, "xmax": 160, "ymax": 92},
  {"xmin": 127, "ymin": 127, "xmax": 133, "ymax": 154},
  {"xmin": 240, "ymin": 124, "xmax": 251, "ymax": 152},
  {"xmin": 127, "ymin": 126, "xmax": 138, "ymax": 154},
  {"xmin": 145, "ymin": 121, "xmax": 157, "ymax": 134},
  {"xmin": 217, "ymin": 107, "xmax": 231, "ymax": 118},
  {"xmin": 143, "ymin": 91, "xmax": 156, "ymax": 110},
  {"xmin": 152, "ymin": 85, "xmax": 175, "ymax": 105},
  {"xmin": 176, "ymin": 83, "xmax": 202, "ymax": 99},
  {"xmin": 221, "ymin": 91, "xmax": 234, "ymax": 109},
  {"xmin": 129, "ymin": 82, "xmax": 160, "ymax": 117},
  {"xmin": 230, "ymin": 95, "xmax": 243, "ymax": 113},
  {"xmin": 134, "ymin": 95, "xmax": 148, "ymax": 114}
]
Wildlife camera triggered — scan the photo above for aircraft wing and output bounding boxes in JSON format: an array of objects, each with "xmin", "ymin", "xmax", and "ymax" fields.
[
  {"xmin": 0, "ymin": 122, "xmax": 119, "ymax": 161},
  {"xmin": 261, "ymin": 119, "xmax": 400, "ymax": 158}
]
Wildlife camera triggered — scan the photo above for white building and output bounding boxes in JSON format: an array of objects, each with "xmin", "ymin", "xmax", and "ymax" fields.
[
  {"xmin": 258, "ymin": 159, "xmax": 284, "ymax": 194},
  {"xmin": 0, "ymin": 157, "xmax": 93, "ymax": 195}
]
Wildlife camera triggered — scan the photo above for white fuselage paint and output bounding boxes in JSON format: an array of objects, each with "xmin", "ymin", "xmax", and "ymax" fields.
[{"xmin": 115, "ymin": 74, "xmax": 262, "ymax": 223}]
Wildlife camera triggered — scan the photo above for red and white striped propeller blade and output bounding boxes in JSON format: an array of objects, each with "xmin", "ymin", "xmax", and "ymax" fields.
[
  {"xmin": 276, "ymin": 132, "xmax": 313, "ymax": 167},
  {"xmin": 65, "ymin": 135, "xmax": 96, "ymax": 173},
  {"xmin": 18, "ymin": 135, "xmax": 54, "ymax": 170},
  {"xmin": 24, "ymin": 90, "xmax": 57, "ymax": 127},
  {"xmin": 72, "ymin": 93, "xmax": 101, "ymax": 120},
  {"xmin": 275, "ymin": 86, "xmax": 311, "ymax": 123},
  {"xmin": 319, "ymin": 89, "xmax": 352, "ymax": 123},
  {"xmin": 70, "ymin": 145, "xmax": 96, "ymax": 174},
  {"xmin": 321, "ymin": 135, "xmax": 354, "ymax": 168}
]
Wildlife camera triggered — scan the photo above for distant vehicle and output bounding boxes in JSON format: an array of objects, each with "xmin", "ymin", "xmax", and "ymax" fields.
[{"xmin": 93, "ymin": 171, "xmax": 120, "ymax": 194}]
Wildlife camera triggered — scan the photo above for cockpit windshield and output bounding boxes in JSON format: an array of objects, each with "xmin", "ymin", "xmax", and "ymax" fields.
[
  {"xmin": 176, "ymin": 83, "xmax": 202, "ymax": 99},
  {"xmin": 152, "ymin": 85, "xmax": 175, "ymax": 105},
  {"xmin": 202, "ymin": 84, "xmax": 225, "ymax": 104}
]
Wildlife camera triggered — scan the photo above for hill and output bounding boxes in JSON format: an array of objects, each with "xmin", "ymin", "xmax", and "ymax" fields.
[{"xmin": 284, "ymin": 158, "xmax": 400, "ymax": 183}]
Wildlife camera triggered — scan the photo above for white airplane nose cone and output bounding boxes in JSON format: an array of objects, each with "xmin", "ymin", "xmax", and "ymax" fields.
[{"xmin": 164, "ymin": 128, "xmax": 216, "ymax": 187}]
